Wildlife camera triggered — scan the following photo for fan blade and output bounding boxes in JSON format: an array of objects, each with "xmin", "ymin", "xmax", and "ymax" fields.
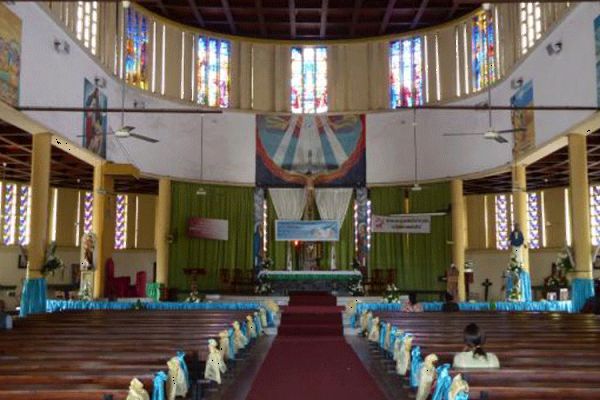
[
  {"xmin": 494, "ymin": 135, "xmax": 509, "ymax": 144},
  {"xmin": 443, "ymin": 132, "xmax": 484, "ymax": 136},
  {"xmin": 129, "ymin": 132, "xmax": 159, "ymax": 143},
  {"xmin": 119, "ymin": 125, "xmax": 135, "ymax": 132},
  {"xmin": 495, "ymin": 128, "xmax": 527, "ymax": 134}
]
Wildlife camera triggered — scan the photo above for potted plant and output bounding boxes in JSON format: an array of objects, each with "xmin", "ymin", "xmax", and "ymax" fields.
[{"xmin": 41, "ymin": 242, "xmax": 65, "ymax": 276}]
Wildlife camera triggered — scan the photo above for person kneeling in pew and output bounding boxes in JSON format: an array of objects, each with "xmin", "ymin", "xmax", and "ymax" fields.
[
  {"xmin": 453, "ymin": 323, "xmax": 499, "ymax": 369},
  {"xmin": 0, "ymin": 300, "xmax": 12, "ymax": 330}
]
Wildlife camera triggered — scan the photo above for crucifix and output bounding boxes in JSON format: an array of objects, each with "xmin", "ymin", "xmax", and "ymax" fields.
[{"xmin": 482, "ymin": 279, "xmax": 493, "ymax": 302}]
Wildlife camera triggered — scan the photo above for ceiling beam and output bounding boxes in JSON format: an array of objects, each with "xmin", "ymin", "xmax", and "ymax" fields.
[
  {"xmin": 349, "ymin": 0, "xmax": 363, "ymax": 36},
  {"xmin": 320, "ymin": 0, "xmax": 329, "ymax": 38},
  {"xmin": 411, "ymin": 0, "xmax": 430, "ymax": 29},
  {"xmin": 289, "ymin": 0, "xmax": 297, "ymax": 39},
  {"xmin": 379, "ymin": 0, "xmax": 397, "ymax": 35},
  {"xmin": 256, "ymin": 0, "xmax": 267, "ymax": 36},
  {"xmin": 186, "ymin": 0, "xmax": 206, "ymax": 28},
  {"xmin": 156, "ymin": 0, "xmax": 169, "ymax": 17},
  {"xmin": 220, "ymin": 0, "xmax": 237, "ymax": 34}
]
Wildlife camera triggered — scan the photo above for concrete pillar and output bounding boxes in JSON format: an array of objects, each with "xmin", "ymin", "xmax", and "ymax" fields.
[
  {"xmin": 92, "ymin": 162, "xmax": 115, "ymax": 298},
  {"xmin": 154, "ymin": 178, "xmax": 171, "ymax": 286},
  {"xmin": 512, "ymin": 164, "xmax": 530, "ymax": 271},
  {"xmin": 451, "ymin": 179, "xmax": 467, "ymax": 302}
]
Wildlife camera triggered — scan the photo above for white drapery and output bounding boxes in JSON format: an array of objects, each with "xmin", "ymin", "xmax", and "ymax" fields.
[
  {"xmin": 269, "ymin": 189, "xmax": 306, "ymax": 270},
  {"xmin": 315, "ymin": 188, "xmax": 353, "ymax": 270},
  {"xmin": 269, "ymin": 189, "xmax": 306, "ymax": 220}
]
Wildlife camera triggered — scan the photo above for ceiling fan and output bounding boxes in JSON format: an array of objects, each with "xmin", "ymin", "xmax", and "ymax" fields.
[
  {"xmin": 443, "ymin": 80, "xmax": 525, "ymax": 144},
  {"xmin": 110, "ymin": 81, "xmax": 159, "ymax": 143}
]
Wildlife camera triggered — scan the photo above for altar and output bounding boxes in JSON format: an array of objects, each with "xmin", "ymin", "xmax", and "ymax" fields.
[{"xmin": 257, "ymin": 270, "xmax": 362, "ymax": 295}]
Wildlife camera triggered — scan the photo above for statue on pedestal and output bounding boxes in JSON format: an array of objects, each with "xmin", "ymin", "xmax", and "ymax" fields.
[{"xmin": 446, "ymin": 264, "xmax": 459, "ymax": 301}]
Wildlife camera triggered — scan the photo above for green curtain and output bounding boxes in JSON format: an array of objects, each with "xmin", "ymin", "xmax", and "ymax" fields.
[
  {"xmin": 369, "ymin": 183, "xmax": 451, "ymax": 297},
  {"xmin": 168, "ymin": 182, "xmax": 254, "ymax": 292}
]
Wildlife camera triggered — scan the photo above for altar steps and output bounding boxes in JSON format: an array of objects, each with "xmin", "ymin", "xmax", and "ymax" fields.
[
  {"xmin": 287, "ymin": 292, "xmax": 338, "ymax": 307},
  {"xmin": 278, "ymin": 292, "xmax": 343, "ymax": 337}
]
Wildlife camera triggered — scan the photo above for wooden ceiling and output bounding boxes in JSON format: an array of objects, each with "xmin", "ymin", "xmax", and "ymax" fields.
[
  {"xmin": 464, "ymin": 130, "xmax": 600, "ymax": 195},
  {"xmin": 0, "ymin": 120, "xmax": 158, "ymax": 195},
  {"xmin": 135, "ymin": 0, "xmax": 481, "ymax": 40}
]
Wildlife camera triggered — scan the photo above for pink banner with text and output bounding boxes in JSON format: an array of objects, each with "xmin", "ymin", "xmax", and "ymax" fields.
[{"xmin": 187, "ymin": 217, "xmax": 229, "ymax": 241}]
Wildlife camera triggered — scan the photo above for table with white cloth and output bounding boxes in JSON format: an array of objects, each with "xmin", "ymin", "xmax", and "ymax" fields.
[{"xmin": 257, "ymin": 270, "xmax": 362, "ymax": 295}]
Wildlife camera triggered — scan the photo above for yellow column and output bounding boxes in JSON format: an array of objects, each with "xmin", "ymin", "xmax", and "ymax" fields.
[
  {"xmin": 451, "ymin": 179, "xmax": 466, "ymax": 301},
  {"xmin": 27, "ymin": 133, "xmax": 52, "ymax": 278},
  {"xmin": 568, "ymin": 134, "xmax": 593, "ymax": 279},
  {"xmin": 512, "ymin": 164, "xmax": 529, "ymax": 271},
  {"xmin": 92, "ymin": 162, "xmax": 115, "ymax": 298},
  {"xmin": 154, "ymin": 178, "xmax": 171, "ymax": 286}
]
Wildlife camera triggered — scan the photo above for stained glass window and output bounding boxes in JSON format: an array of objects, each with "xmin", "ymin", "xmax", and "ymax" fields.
[
  {"xmin": 125, "ymin": 8, "xmax": 148, "ymax": 89},
  {"xmin": 495, "ymin": 194, "xmax": 509, "ymax": 250},
  {"xmin": 2, "ymin": 183, "xmax": 16, "ymax": 245},
  {"xmin": 196, "ymin": 37, "xmax": 231, "ymax": 108},
  {"xmin": 520, "ymin": 2, "xmax": 542, "ymax": 55},
  {"xmin": 389, "ymin": 37, "xmax": 423, "ymax": 108},
  {"xmin": 84, "ymin": 191, "xmax": 94, "ymax": 234},
  {"xmin": 76, "ymin": 1, "xmax": 98, "ymax": 55},
  {"xmin": 290, "ymin": 47, "xmax": 328, "ymax": 114},
  {"xmin": 115, "ymin": 194, "xmax": 128, "ymax": 250},
  {"xmin": 590, "ymin": 185, "xmax": 600, "ymax": 246},
  {"xmin": 472, "ymin": 10, "xmax": 496, "ymax": 91},
  {"xmin": 527, "ymin": 192, "xmax": 541, "ymax": 249},
  {"xmin": 18, "ymin": 185, "xmax": 31, "ymax": 246}
]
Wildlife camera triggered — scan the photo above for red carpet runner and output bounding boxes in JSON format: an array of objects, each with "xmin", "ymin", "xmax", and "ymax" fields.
[{"xmin": 247, "ymin": 292, "xmax": 386, "ymax": 400}]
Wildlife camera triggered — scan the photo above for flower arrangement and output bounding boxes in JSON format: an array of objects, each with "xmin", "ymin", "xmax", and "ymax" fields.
[
  {"xmin": 348, "ymin": 279, "xmax": 364, "ymax": 296},
  {"xmin": 79, "ymin": 281, "xmax": 92, "ymax": 301},
  {"xmin": 384, "ymin": 284, "xmax": 402, "ymax": 303},
  {"xmin": 506, "ymin": 256, "xmax": 523, "ymax": 302},
  {"xmin": 556, "ymin": 247, "xmax": 574, "ymax": 274},
  {"xmin": 132, "ymin": 299, "xmax": 145, "ymax": 310},
  {"xmin": 41, "ymin": 242, "xmax": 65, "ymax": 276},
  {"xmin": 260, "ymin": 258, "xmax": 273, "ymax": 270},
  {"xmin": 255, "ymin": 281, "xmax": 272, "ymax": 295}
]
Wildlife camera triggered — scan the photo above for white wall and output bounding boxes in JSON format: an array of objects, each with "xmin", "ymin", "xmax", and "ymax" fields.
[
  {"xmin": 0, "ymin": 246, "xmax": 155, "ymax": 310},
  {"xmin": 6, "ymin": 2, "xmax": 600, "ymax": 184}
]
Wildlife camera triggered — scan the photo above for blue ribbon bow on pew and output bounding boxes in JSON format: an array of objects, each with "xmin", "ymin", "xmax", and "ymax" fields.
[
  {"xmin": 410, "ymin": 346, "xmax": 423, "ymax": 388},
  {"xmin": 176, "ymin": 351, "xmax": 190, "ymax": 388},
  {"xmin": 152, "ymin": 371, "xmax": 168, "ymax": 400},
  {"xmin": 431, "ymin": 364, "xmax": 451, "ymax": 400},
  {"xmin": 228, "ymin": 328, "xmax": 235, "ymax": 359}
]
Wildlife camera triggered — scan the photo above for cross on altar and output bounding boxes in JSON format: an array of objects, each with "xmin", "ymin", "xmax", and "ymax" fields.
[{"xmin": 482, "ymin": 279, "xmax": 493, "ymax": 302}]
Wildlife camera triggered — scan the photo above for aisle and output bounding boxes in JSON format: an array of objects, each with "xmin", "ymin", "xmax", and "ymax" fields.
[{"xmin": 246, "ymin": 292, "xmax": 387, "ymax": 400}]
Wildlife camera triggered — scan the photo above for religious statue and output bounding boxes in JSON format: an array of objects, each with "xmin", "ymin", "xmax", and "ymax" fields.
[
  {"xmin": 416, "ymin": 354, "xmax": 438, "ymax": 400},
  {"xmin": 80, "ymin": 232, "xmax": 96, "ymax": 271},
  {"xmin": 509, "ymin": 223, "xmax": 525, "ymax": 262},
  {"xmin": 125, "ymin": 378, "xmax": 150, "ymax": 400},
  {"xmin": 446, "ymin": 264, "xmax": 459, "ymax": 301},
  {"xmin": 204, "ymin": 338, "xmax": 227, "ymax": 384}
]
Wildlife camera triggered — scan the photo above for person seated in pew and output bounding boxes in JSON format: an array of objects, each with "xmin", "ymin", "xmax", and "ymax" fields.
[
  {"xmin": 442, "ymin": 292, "xmax": 459, "ymax": 312},
  {"xmin": 0, "ymin": 300, "xmax": 13, "ymax": 330},
  {"xmin": 453, "ymin": 323, "xmax": 500, "ymax": 369},
  {"xmin": 402, "ymin": 293, "xmax": 423, "ymax": 312}
]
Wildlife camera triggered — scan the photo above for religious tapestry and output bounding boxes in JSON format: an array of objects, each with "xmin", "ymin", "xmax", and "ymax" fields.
[
  {"xmin": 0, "ymin": 4, "xmax": 21, "ymax": 106},
  {"xmin": 82, "ymin": 78, "xmax": 108, "ymax": 158},
  {"xmin": 595, "ymin": 15, "xmax": 600, "ymax": 106},
  {"xmin": 511, "ymin": 80, "xmax": 535, "ymax": 158},
  {"xmin": 256, "ymin": 114, "xmax": 366, "ymax": 187}
]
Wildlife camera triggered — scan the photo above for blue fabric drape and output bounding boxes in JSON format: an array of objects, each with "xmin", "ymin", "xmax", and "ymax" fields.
[
  {"xmin": 241, "ymin": 321, "xmax": 248, "ymax": 338},
  {"xmin": 254, "ymin": 314, "xmax": 262, "ymax": 336},
  {"xmin": 353, "ymin": 301, "xmax": 572, "ymax": 313},
  {"xmin": 520, "ymin": 270, "xmax": 532, "ymax": 302},
  {"xmin": 176, "ymin": 351, "xmax": 190, "ymax": 387},
  {"xmin": 454, "ymin": 391, "xmax": 469, "ymax": 400},
  {"xmin": 20, "ymin": 278, "xmax": 47, "ymax": 317},
  {"xmin": 46, "ymin": 300, "xmax": 269, "ymax": 313},
  {"xmin": 266, "ymin": 308, "xmax": 275, "ymax": 327},
  {"xmin": 152, "ymin": 371, "xmax": 168, "ymax": 400},
  {"xmin": 379, "ymin": 322, "xmax": 386, "ymax": 348},
  {"xmin": 410, "ymin": 346, "xmax": 422, "ymax": 388},
  {"xmin": 349, "ymin": 313, "xmax": 357, "ymax": 328},
  {"xmin": 571, "ymin": 278, "xmax": 595, "ymax": 312},
  {"xmin": 228, "ymin": 328, "xmax": 235, "ymax": 359},
  {"xmin": 431, "ymin": 364, "xmax": 451, "ymax": 400},
  {"xmin": 389, "ymin": 327, "xmax": 397, "ymax": 352}
]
